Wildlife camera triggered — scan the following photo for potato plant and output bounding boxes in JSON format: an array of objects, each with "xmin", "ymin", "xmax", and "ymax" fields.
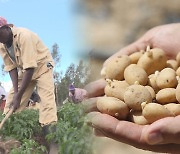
[{"xmin": 0, "ymin": 102, "xmax": 93, "ymax": 154}]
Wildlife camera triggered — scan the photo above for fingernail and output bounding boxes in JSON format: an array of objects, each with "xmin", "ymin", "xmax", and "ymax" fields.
[{"xmin": 148, "ymin": 132, "xmax": 163, "ymax": 144}]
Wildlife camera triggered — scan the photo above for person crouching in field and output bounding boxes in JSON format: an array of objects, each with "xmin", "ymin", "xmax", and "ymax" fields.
[{"xmin": 68, "ymin": 84, "xmax": 88, "ymax": 104}]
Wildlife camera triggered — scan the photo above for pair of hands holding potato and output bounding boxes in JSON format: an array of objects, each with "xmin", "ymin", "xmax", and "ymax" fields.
[{"xmin": 85, "ymin": 23, "xmax": 180, "ymax": 154}]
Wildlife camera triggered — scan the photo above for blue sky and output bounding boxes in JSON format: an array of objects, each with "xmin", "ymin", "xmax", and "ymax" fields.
[{"xmin": 0, "ymin": 0, "xmax": 85, "ymax": 91}]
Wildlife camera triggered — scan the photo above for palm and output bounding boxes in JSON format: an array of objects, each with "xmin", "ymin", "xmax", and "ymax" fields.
[{"xmin": 89, "ymin": 112, "xmax": 180, "ymax": 153}]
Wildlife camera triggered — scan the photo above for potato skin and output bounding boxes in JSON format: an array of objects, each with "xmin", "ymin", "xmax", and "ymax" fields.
[
  {"xmin": 97, "ymin": 96, "xmax": 129, "ymax": 120},
  {"xmin": 137, "ymin": 48, "xmax": 167, "ymax": 75},
  {"xmin": 156, "ymin": 68, "xmax": 178, "ymax": 89},
  {"xmin": 105, "ymin": 80, "xmax": 129, "ymax": 101},
  {"xmin": 105, "ymin": 55, "xmax": 131, "ymax": 80},
  {"xmin": 176, "ymin": 52, "xmax": 180, "ymax": 66},
  {"xmin": 167, "ymin": 59, "xmax": 178, "ymax": 70},
  {"xmin": 176, "ymin": 83, "xmax": 180, "ymax": 103},
  {"xmin": 156, "ymin": 88, "xmax": 177, "ymax": 104},
  {"xmin": 142, "ymin": 103, "xmax": 173, "ymax": 124},
  {"xmin": 164, "ymin": 103, "xmax": 180, "ymax": 116},
  {"xmin": 176, "ymin": 67, "xmax": 180, "ymax": 76},
  {"xmin": 129, "ymin": 110, "xmax": 149, "ymax": 125},
  {"xmin": 124, "ymin": 85, "xmax": 152, "ymax": 110},
  {"xmin": 145, "ymin": 86, "xmax": 156, "ymax": 99},
  {"xmin": 148, "ymin": 73, "xmax": 160, "ymax": 93},
  {"xmin": 124, "ymin": 64, "xmax": 148, "ymax": 86},
  {"xmin": 129, "ymin": 51, "xmax": 144, "ymax": 64}
]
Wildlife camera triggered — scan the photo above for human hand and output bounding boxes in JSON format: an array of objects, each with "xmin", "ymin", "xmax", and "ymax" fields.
[
  {"xmin": 85, "ymin": 23, "xmax": 180, "ymax": 153},
  {"xmin": 105, "ymin": 23, "xmax": 180, "ymax": 66},
  {"xmin": 10, "ymin": 93, "xmax": 21, "ymax": 112},
  {"xmin": 88, "ymin": 111, "xmax": 180, "ymax": 154}
]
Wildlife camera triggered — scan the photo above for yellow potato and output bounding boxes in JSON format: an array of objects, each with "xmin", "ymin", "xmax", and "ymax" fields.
[
  {"xmin": 129, "ymin": 110, "xmax": 149, "ymax": 125},
  {"xmin": 124, "ymin": 85, "xmax": 152, "ymax": 110},
  {"xmin": 105, "ymin": 55, "xmax": 131, "ymax": 80},
  {"xmin": 105, "ymin": 79, "xmax": 129, "ymax": 101},
  {"xmin": 142, "ymin": 102, "xmax": 173, "ymax": 124},
  {"xmin": 176, "ymin": 67, "xmax": 180, "ymax": 77},
  {"xmin": 124, "ymin": 64, "xmax": 148, "ymax": 85},
  {"xmin": 156, "ymin": 68, "xmax": 178, "ymax": 89},
  {"xmin": 167, "ymin": 59, "xmax": 178, "ymax": 70},
  {"xmin": 137, "ymin": 48, "xmax": 167, "ymax": 75},
  {"xmin": 129, "ymin": 50, "xmax": 144, "ymax": 64},
  {"xmin": 156, "ymin": 88, "xmax": 177, "ymax": 104},
  {"xmin": 145, "ymin": 86, "xmax": 156, "ymax": 99},
  {"xmin": 176, "ymin": 83, "xmax": 180, "ymax": 103},
  {"xmin": 97, "ymin": 96, "xmax": 129, "ymax": 120},
  {"xmin": 176, "ymin": 52, "xmax": 180, "ymax": 66},
  {"xmin": 164, "ymin": 103, "xmax": 180, "ymax": 116},
  {"xmin": 147, "ymin": 73, "xmax": 160, "ymax": 93}
]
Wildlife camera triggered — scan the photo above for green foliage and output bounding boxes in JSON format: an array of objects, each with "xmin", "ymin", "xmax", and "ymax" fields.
[
  {"xmin": 0, "ymin": 109, "xmax": 42, "ymax": 141},
  {"xmin": 10, "ymin": 139, "xmax": 47, "ymax": 154},
  {"xmin": 46, "ymin": 102, "xmax": 94, "ymax": 154},
  {"xmin": 0, "ymin": 102, "xmax": 93, "ymax": 154}
]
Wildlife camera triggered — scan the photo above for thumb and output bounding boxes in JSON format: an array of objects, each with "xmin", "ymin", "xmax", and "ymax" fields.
[{"xmin": 143, "ymin": 116, "xmax": 180, "ymax": 145}]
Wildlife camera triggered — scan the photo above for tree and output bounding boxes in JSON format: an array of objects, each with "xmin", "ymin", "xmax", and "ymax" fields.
[{"xmin": 57, "ymin": 60, "xmax": 91, "ymax": 106}]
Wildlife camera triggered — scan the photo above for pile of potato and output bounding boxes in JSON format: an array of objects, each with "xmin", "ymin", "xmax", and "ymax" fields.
[{"xmin": 97, "ymin": 47, "xmax": 180, "ymax": 125}]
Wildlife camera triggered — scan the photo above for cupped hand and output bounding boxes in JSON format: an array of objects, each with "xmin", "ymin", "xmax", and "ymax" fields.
[{"xmin": 88, "ymin": 111, "xmax": 180, "ymax": 154}]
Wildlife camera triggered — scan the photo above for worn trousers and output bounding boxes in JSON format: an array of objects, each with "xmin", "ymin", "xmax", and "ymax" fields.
[{"xmin": 3, "ymin": 67, "xmax": 58, "ymax": 126}]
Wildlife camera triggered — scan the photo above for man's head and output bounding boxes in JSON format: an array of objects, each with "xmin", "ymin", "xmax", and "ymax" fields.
[
  {"xmin": 0, "ymin": 17, "xmax": 12, "ymax": 45},
  {"xmin": 69, "ymin": 84, "xmax": 75, "ymax": 95}
]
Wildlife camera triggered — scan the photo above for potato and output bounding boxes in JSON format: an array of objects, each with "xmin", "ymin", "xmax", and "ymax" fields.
[
  {"xmin": 167, "ymin": 59, "xmax": 178, "ymax": 70},
  {"xmin": 124, "ymin": 85, "xmax": 152, "ymax": 110},
  {"xmin": 124, "ymin": 64, "xmax": 148, "ymax": 85},
  {"xmin": 145, "ymin": 86, "xmax": 156, "ymax": 99},
  {"xmin": 156, "ymin": 88, "xmax": 177, "ymax": 104},
  {"xmin": 129, "ymin": 110, "xmax": 149, "ymax": 125},
  {"xmin": 97, "ymin": 96, "xmax": 129, "ymax": 120},
  {"xmin": 176, "ymin": 67, "xmax": 180, "ymax": 77},
  {"xmin": 105, "ymin": 55, "xmax": 131, "ymax": 80},
  {"xmin": 164, "ymin": 103, "xmax": 180, "ymax": 116},
  {"xmin": 105, "ymin": 79, "xmax": 129, "ymax": 101},
  {"xmin": 176, "ymin": 52, "xmax": 180, "ymax": 66},
  {"xmin": 137, "ymin": 48, "xmax": 167, "ymax": 75},
  {"xmin": 156, "ymin": 68, "xmax": 178, "ymax": 89},
  {"xmin": 142, "ymin": 102, "xmax": 173, "ymax": 124},
  {"xmin": 129, "ymin": 50, "xmax": 144, "ymax": 64},
  {"xmin": 176, "ymin": 83, "xmax": 180, "ymax": 103},
  {"xmin": 147, "ymin": 73, "xmax": 160, "ymax": 93}
]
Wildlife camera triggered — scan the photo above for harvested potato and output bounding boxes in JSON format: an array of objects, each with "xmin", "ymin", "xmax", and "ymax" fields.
[
  {"xmin": 124, "ymin": 64, "xmax": 148, "ymax": 85},
  {"xmin": 105, "ymin": 55, "xmax": 131, "ymax": 80},
  {"xmin": 145, "ymin": 86, "xmax": 156, "ymax": 99},
  {"xmin": 129, "ymin": 50, "xmax": 144, "ymax": 64},
  {"xmin": 167, "ymin": 59, "xmax": 178, "ymax": 70},
  {"xmin": 137, "ymin": 48, "xmax": 167, "ymax": 75},
  {"xmin": 97, "ymin": 96, "xmax": 129, "ymax": 120},
  {"xmin": 142, "ymin": 102, "xmax": 173, "ymax": 124},
  {"xmin": 176, "ymin": 83, "xmax": 180, "ymax": 103},
  {"xmin": 156, "ymin": 88, "xmax": 177, "ymax": 104},
  {"xmin": 129, "ymin": 110, "xmax": 149, "ymax": 125},
  {"xmin": 176, "ymin": 67, "xmax": 180, "ymax": 77},
  {"xmin": 124, "ymin": 85, "xmax": 152, "ymax": 110},
  {"xmin": 176, "ymin": 52, "xmax": 180, "ymax": 66},
  {"xmin": 147, "ymin": 72, "xmax": 160, "ymax": 93},
  {"xmin": 156, "ymin": 68, "xmax": 178, "ymax": 89},
  {"xmin": 105, "ymin": 79, "xmax": 129, "ymax": 101},
  {"xmin": 164, "ymin": 103, "xmax": 180, "ymax": 116}
]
